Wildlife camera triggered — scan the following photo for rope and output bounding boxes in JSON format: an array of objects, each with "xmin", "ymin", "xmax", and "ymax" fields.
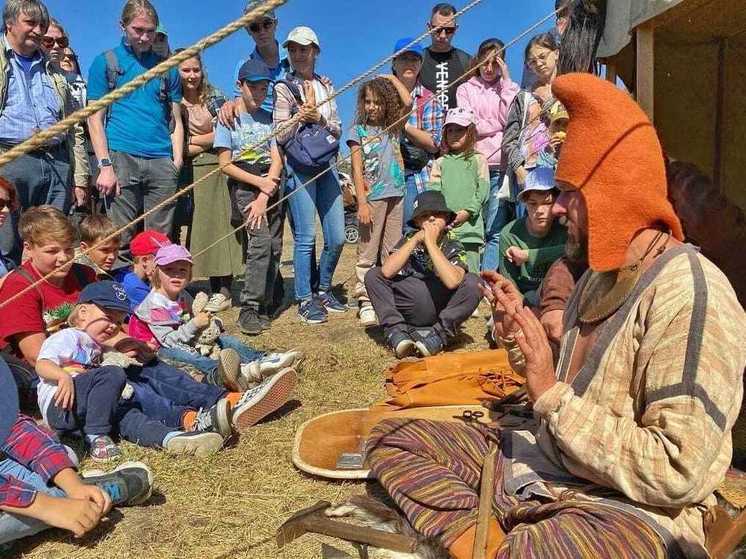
[
  {"xmin": 191, "ymin": 5, "xmax": 562, "ymax": 259},
  {"xmin": 0, "ymin": 0, "xmax": 559, "ymax": 310},
  {"xmin": 0, "ymin": 0, "xmax": 287, "ymax": 168}
]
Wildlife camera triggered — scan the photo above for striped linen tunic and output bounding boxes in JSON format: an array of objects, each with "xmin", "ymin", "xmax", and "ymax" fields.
[{"xmin": 513, "ymin": 244, "xmax": 746, "ymax": 555}]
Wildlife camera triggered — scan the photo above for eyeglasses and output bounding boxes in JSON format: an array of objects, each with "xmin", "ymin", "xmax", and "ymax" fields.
[
  {"xmin": 249, "ymin": 20, "xmax": 274, "ymax": 33},
  {"xmin": 40, "ymin": 35, "xmax": 69, "ymax": 49},
  {"xmin": 527, "ymin": 51, "xmax": 552, "ymax": 68},
  {"xmin": 428, "ymin": 24, "xmax": 456, "ymax": 36}
]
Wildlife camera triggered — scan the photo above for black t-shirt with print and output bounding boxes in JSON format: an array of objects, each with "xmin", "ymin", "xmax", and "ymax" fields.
[
  {"xmin": 393, "ymin": 231, "xmax": 469, "ymax": 281},
  {"xmin": 420, "ymin": 46, "xmax": 471, "ymax": 112}
]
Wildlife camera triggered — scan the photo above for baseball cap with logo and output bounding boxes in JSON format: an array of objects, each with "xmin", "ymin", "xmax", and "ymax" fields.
[
  {"xmin": 444, "ymin": 107, "xmax": 476, "ymax": 128},
  {"xmin": 78, "ymin": 280, "xmax": 131, "ymax": 314},
  {"xmin": 154, "ymin": 244, "xmax": 193, "ymax": 267}
]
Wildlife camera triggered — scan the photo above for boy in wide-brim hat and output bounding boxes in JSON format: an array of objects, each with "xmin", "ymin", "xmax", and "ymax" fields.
[{"xmin": 364, "ymin": 191, "xmax": 481, "ymax": 358}]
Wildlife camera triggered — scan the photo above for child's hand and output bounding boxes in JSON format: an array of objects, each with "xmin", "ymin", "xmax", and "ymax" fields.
[
  {"xmin": 193, "ymin": 311, "xmax": 211, "ymax": 329},
  {"xmin": 421, "ymin": 220, "xmax": 443, "ymax": 245},
  {"xmin": 505, "ymin": 246, "xmax": 529, "ymax": 266},
  {"xmin": 451, "ymin": 210, "xmax": 470, "ymax": 227},
  {"xmin": 357, "ymin": 202, "xmax": 373, "ymax": 226},
  {"xmin": 244, "ymin": 196, "xmax": 268, "ymax": 230},
  {"xmin": 495, "ymin": 55, "xmax": 510, "ymax": 82},
  {"xmin": 34, "ymin": 493, "xmax": 105, "ymax": 538},
  {"xmin": 514, "ymin": 166, "xmax": 528, "ymax": 185},
  {"xmin": 255, "ymin": 175, "xmax": 280, "ymax": 195},
  {"xmin": 66, "ymin": 483, "xmax": 112, "ymax": 515},
  {"xmin": 55, "ymin": 373, "xmax": 75, "ymax": 410}
]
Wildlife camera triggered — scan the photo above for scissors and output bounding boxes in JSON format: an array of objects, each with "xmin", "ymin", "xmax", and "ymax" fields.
[{"xmin": 458, "ymin": 410, "xmax": 485, "ymax": 423}]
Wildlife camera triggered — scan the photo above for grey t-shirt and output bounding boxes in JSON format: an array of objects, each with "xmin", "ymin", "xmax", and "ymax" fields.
[
  {"xmin": 347, "ymin": 124, "xmax": 405, "ymax": 202},
  {"xmin": 213, "ymin": 109, "xmax": 274, "ymax": 164}
]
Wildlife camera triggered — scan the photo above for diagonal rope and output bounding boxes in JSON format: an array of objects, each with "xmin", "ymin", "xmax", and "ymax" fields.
[
  {"xmin": 0, "ymin": 0, "xmax": 287, "ymax": 168},
  {"xmin": 191, "ymin": 5, "xmax": 562, "ymax": 259},
  {"xmin": 0, "ymin": 0, "xmax": 559, "ymax": 310}
]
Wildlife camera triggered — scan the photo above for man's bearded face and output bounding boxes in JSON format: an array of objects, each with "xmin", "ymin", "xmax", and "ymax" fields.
[{"xmin": 552, "ymin": 188, "xmax": 589, "ymax": 263}]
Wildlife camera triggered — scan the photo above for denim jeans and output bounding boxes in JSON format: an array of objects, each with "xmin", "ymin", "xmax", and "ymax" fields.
[
  {"xmin": 45, "ymin": 366, "xmax": 126, "ymax": 437},
  {"xmin": 116, "ymin": 359, "xmax": 228, "ymax": 448},
  {"xmin": 108, "ymin": 151, "xmax": 178, "ymax": 259},
  {"xmin": 157, "ymin": 335, "xmax": 264, "ymax": 380},
  {"xmin": 0, "ymin": 459, "xmax": 65, "ymax": 545},
  {"xmin": 481, "ymin": 170, "xmax": 516, "ymax": 272},
  {"xmin": 0, "ymin": 143, "xmax": 71, "ymax": 262},
  {"xmin": 285, "ymin": 164, "xmax": 345, "ymax": 300},
  {"xmin": 402, "ymin": 172, "xmax": 420, "ymax": 234}
]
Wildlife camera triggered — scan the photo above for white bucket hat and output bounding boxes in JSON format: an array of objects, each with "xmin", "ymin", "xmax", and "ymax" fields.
[{"xmin": 283, "ymin": 26, "xmax": 321, "ymax": 51}]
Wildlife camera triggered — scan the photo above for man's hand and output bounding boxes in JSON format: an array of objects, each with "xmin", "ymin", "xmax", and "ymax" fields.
[
  {"xmin": 96, "ymin": 166, "xmax": 119, "ymax": 197},
  {"xmin": 540, "ymin": 309, "xmax": 564, "ymax": 346},
  {"xmin": 358, "ymin": 202, "xmax": 373, "ymax": 226},
  {"xmin": 512, "ymin": 305, "xmax": 557, "ymax": 401},
  {"xmin": 54, "ymin": 372, "xmax": 75, "ymax": 410},
  {"xmin": 193, "ymin": 311, "xmax": 210, "ymax": 329},
  {"xmin": 33, "ymin": 493, "xmax": 105, "ymax": 538},
  {"xmin": 480, "ymin": 270, "xmax": 523, "ymax": 339},
  {"xmin": 421, "ymin": 220, "xmax": 442, "ymax": 246},
  {"xmin": 217, "ymin": 98, "xmax": 240, "ymax": 129},
  {"xmin": 244, "ymin": 196, "xmax": 268, "ymax": 230},
  {"xmin": 505, "ymin": 246, "xmax": 529, "ymax": 266},
  {"xmin": 451, "ymin": 210, "xmax": 470, "ymax": 228}
]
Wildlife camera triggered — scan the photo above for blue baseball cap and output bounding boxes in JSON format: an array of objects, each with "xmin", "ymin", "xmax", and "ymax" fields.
[
  {"xmin": 519, "ymin": 166, "xmax": 558, "ymax": 201},
  {"xmin": 237, "ymin": 59, "xmax": 272, "ymax": 83},
  {"xmin": 0, "ymin": 357, "xmax": 19, "ymax": 446},
  {"xmin": 78, "ymin": 281, "xmax": 131, "ymax": 314},
  {"xmin": 393, "ymin": 37, "xmax": 424, "ymax": 58}
]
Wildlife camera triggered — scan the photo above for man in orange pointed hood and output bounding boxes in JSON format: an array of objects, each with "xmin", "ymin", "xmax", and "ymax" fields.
[{"xmin": 366, "ymin": 73, "xmax": 745, "ymax": 559}]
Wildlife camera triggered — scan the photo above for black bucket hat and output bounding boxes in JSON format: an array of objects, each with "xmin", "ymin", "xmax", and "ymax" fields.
[{"xmin": 407, "ymin": 191, "xmax": 456, "ymax": 229}]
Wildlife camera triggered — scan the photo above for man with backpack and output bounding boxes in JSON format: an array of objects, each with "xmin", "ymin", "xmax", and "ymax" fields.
[{"xmin": 86, "ymin": 0, "xmax": 183, "ymax": 259}]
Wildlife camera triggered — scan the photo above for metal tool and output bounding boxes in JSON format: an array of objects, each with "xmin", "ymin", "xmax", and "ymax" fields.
[
  {"xmin": 473, "ymin": 443, "xmax": 499, "ymax": 559},
  {"xmin": 277, "ymin": 501, "xmax": 418, "ymax": 553}
]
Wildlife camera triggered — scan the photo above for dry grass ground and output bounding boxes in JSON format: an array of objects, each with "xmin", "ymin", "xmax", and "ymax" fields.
[{"xmin": 11, "ymin": 224, "xmax": 493, "ymax": 559}]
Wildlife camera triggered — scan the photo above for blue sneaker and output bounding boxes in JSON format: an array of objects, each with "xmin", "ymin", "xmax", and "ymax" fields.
[
  {"xmin": 414, "ymin": 329, "xmax": 445, "ymax": 357},
  {"xmin": 317, "ymin": 291, "xmax": 348, "ymax": 313},
  {"xmin": 387, "ymin": 329, "xmax": 416, "ymax": 359},
  {"xmin": 298, "ymin": 298, "xmax": 327, "ymax": 324}
]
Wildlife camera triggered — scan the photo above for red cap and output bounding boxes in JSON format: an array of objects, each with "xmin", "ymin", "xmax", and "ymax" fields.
[{"xmin": 130, "ymin": 230, "xmax": 171, "ymax": 257}]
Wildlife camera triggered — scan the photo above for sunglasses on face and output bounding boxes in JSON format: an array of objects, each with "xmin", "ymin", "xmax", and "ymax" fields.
[
  {"xmin": 429, "ymin": 24, "xmax": 456, "ymax": 36},
  {"xmin": 0, "ymin": 199, "xmax": 11, "ymax": 211},
  {"xmin": 249, "ymin": 20, "xmax": 274, "ymax": 33},
  {"xmin": 40, "ymin": 35, "xmax": 69, "ymax": 48}
]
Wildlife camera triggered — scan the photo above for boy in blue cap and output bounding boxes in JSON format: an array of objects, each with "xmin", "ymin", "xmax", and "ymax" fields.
[
  {"xmin": 0, "ymin": 356, "xmax": 153, "ymax": 550},
  {"xmin": 215, "ymin": 59, "xmax": 284, "ymax": 335},
  {"xmin": 498, "ymin": 166, "xmax": 567, "ymax": 306}
]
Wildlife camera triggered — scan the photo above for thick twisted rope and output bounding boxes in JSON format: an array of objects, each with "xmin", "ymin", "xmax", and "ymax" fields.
[
  {"xmin": 191, "ymin": 4, "xmax": 562, "ymax": 259},
  {"xmin": 0, "ymin": 0, "xmax": 287, "ymax": 168}
]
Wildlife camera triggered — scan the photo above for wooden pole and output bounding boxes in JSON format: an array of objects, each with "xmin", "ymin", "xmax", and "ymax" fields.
[
  {"xmin": 636, "ymin": 23, "xmax": 655, "ymax": 120},
  {"xmin": 713, "ymin": 38, "xmax": 726, "ymax": 191},
  {"xmin": 606, "ymin": 61, "xmax": 618, "ymax": 84}
]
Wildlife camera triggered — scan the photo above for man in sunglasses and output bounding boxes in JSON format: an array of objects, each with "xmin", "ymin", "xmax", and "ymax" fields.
[
  {"xmin": 420, "ymin": 2, "xmax": 471, "ymax": 112},
  {"xmin": 218, "ymin": 6, "xmax": 289, "ymax": 126},
  {"xmin": 0, "ymin": 0, "xmax": 89, "ymax": 264}
]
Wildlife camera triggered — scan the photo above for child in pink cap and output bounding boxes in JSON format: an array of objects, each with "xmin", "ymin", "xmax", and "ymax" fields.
[{"xmin": 427, "ymin": 107, "xmax": 490, "ymax": 272}]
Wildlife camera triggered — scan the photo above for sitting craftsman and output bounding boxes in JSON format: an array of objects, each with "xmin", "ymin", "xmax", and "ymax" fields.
[
  {"xmin": 364, "ymin": 191, "xmax": 481, "ymax": 358},
  {"xmin": 498, "ymin": 166, "xmax": 566, "ymax": 307},
  {"xmin": 366, "ymin": 74, "xmax": 746, "ymax": 559}
]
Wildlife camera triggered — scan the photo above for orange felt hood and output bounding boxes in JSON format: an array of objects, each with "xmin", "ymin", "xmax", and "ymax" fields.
[{"xmin": 552, "ymin": 73, "xmax": 683, "ymax": 272}]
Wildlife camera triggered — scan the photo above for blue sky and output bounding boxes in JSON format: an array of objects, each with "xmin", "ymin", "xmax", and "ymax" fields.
[{"xmin": 44, "ymin": 0, "xmax": 555, "ymax": 139}]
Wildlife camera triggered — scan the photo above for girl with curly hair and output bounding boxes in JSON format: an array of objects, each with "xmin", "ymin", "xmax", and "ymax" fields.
[{"xmin": 347, "ymin": 75, "xmax": 412, "ymax": 326}]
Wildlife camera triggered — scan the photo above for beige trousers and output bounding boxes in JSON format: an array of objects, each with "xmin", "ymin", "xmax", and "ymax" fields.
[{"xmin": 355, "ymin": 197, "xmax": 404, "ymax": 304}]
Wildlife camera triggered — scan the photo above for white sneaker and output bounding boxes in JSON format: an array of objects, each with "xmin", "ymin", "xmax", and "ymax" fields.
[
  {"xmin": 232, "ymin": 368, "xmax": 297, "ymax": 432},
  {"xmin": 258, "ymin": 350, "xmax": 303, "ymax": 378},
  {"xmin": 359, "ymin": 305, "xmax": 377, "ymax": 326},
  {"xmin": 240, "ymin": 361, "xmax": 263, "ymax": 385},
  {"xmin": 204, "ymin": 293, "xmax": 231, "ymax": 313}
]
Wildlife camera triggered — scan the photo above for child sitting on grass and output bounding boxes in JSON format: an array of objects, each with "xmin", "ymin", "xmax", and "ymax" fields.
[
  {"xmin": 428, "ymin": 107, "xmax": 490, "ymax": 273},
  {"xmin": 348, "ymin": 75, "xmax": 411, "ymax": 327},
  {"xmin": 133, "ymin": 244, "xmax": 301, "ymax": 390},
  {"xmin": 77, "ymin": 214, "xmax": 126, "ymax": 280},
  {"xmin": 0, "ymin": 356, "xmax": 153, "ymax": 550},
  {"xmin": 119, "ymin": 229, "xmax": 171, "ymax": 310},
  {"xmin": 35, "ymin": 281, "xmax": 131, "ymax": 462}
]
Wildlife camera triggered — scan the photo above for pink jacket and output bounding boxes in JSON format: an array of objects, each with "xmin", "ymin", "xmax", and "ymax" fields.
[{"xmin": 456, "ymin": 75, "xmax": 520, "ymax": 168}]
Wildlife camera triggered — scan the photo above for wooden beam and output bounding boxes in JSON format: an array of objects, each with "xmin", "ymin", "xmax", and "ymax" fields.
[
  {"xmin": 605, "ymin": 61, "xmax": 618, "ymax": 84},
  {"xmin": 636, "ymin": 24, "xmax": 655, "ymax": 120},
  {"xmin": 713, "ymin": 38, "xmax": 726, "ymax": 192}
]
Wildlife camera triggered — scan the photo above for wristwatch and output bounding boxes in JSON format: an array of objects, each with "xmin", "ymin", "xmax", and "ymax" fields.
[{"xmin": 97, "ymin": 158, "xmax": 112, "ymax": 168}]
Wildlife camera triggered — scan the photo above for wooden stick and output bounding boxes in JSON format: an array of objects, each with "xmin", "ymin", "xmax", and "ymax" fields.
[{"xmin": 473, "ymin": 442, "xmax": 499, "ymax": 559}]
